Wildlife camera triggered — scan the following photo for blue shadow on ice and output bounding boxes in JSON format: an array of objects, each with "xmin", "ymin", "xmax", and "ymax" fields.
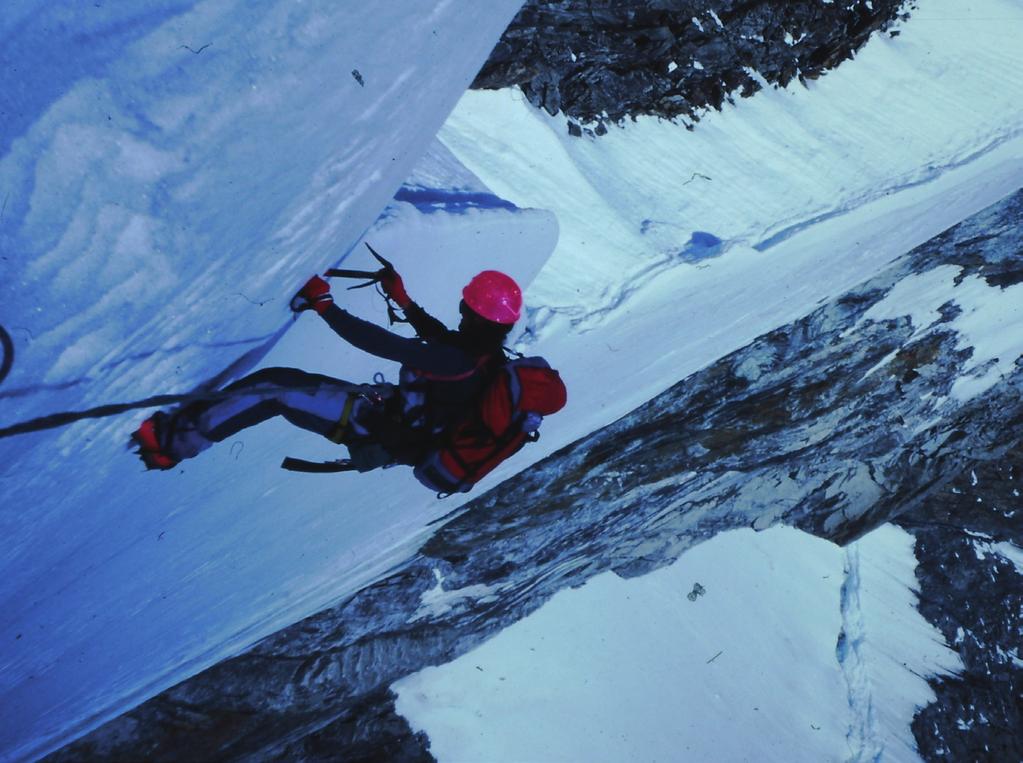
[
  {"xmin": 0, "ymin": 4, "xmax": 195, "ymax": 158},
  {"xmin": 678, "ymin": 231, "xmax": 723, "ymax": 262},
  {"xmin": 393, "ymin": 186, "xmax": 519, "ymax": 215}
]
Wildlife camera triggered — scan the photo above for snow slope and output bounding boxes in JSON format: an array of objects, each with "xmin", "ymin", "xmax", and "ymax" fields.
[
  {"xmin": 394, "ymin": 524, "xmax": 961, "ymax": 762},
  {"xmin": 3, "ymin": 0, "xmax": 1023, "ymax": 760},
  {"xmin": 439, "ymin": 0, "xmax": 1023, "ymax": 452}
]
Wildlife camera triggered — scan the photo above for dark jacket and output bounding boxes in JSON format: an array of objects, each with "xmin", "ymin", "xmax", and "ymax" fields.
[{"xmin": 319, "ymin": 302, "xmax": 505, "ymax": 460}]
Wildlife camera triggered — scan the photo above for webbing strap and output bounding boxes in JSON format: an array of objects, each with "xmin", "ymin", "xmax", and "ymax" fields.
[
  {"xmin": 281, "ymin": 457, "xmax": 357, "ymax": 473},
  {"xmin": 408, "ymin": 352, "xmax": 494, "ymax": 384},
  {"xmin": 327, "ymin": 395, "xmax": 358, "ymax": 444}
]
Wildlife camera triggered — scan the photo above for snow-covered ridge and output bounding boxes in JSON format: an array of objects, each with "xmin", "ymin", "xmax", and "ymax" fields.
[{"xmin": 445, "ymin": 0, "xmax": 1023, "ymax": 339}]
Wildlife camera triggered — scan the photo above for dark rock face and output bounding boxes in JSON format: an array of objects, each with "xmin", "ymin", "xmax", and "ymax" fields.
[
  {"xmin": 51, "ymin": 188, "xmax": 1023, "ymax": 758},
  {"xmin": 898, "ymin": 450, "xmax": 1023, "ymax": 761},
  {"xmin": 473, "ymin": 0, "xmax": 911, "ymax": 131}
]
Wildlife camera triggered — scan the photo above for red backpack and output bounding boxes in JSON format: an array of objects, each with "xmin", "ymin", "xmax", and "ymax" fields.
[{"xmin": 414, "ymin": 356, "xmax": 567, "ymax": 495}]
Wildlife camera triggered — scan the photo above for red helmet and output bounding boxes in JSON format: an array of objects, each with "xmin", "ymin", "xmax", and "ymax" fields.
[{"xmin": 462, "ymin": 270, "xmax": 522, "ymax": 325}]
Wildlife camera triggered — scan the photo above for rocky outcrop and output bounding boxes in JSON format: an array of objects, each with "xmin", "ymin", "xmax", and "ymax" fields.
[
  {"xmin": 473, "ymin": 0, "xmax": 911, "ymax": 132},
  {"xmin": 898, "ymin": 449, "xmax": 1023, "ymax": 761},
  {"xmin": 51, "ymin": 192, "xmax": 1023, "ymax": 759}
]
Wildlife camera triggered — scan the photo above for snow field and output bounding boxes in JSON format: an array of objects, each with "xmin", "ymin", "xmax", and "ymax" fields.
[{"xmin": 394, "ymin": 525, "xmax": 960, "ymax": 763}]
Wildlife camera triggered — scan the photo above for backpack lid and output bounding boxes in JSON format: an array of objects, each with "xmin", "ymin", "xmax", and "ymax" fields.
[
  {"xmin": 515, "ymin": 365, "xmax": 567, "ymax": 415},
  {"xmin": 482, "ymin": 357, "xmax": 566, "ymax": 433}
]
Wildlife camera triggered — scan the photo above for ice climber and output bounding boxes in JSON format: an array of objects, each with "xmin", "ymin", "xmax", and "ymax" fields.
[{"xmin": 132, "ymin": 255, "xmax": 567, "ymax": 494}]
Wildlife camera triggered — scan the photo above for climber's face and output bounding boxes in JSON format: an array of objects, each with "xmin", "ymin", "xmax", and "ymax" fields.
[{"xmin": 457, "ymin": 300, "xmax": 479, "ymax": 333}]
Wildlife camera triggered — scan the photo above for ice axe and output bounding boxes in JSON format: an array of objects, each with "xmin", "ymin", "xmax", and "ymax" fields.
[
  {"xmin": 324, "ymin": 242, "xmax": 395, "ymax": 289},
  {"xmin": 323, "ymin": 243, "xmax": 408, "ymax": 324}
]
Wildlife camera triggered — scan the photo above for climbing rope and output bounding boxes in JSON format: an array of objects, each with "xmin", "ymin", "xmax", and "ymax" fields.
[
  {"xmin": 0, "ymin": 325, "xmax": 12, "ymax": 388},
  {"xmin": 0, "ymin": 383, "xmax": 360, "ymax": 440}
]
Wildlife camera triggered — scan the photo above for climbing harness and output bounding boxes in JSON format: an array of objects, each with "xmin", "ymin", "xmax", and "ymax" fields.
[
  {"xmin": 326, "ymin": 394, "xmax": 358, "ymax": 444},
  {"xmin": 281, "ymin": 384, "xmax": 391, "ymax": 473}
]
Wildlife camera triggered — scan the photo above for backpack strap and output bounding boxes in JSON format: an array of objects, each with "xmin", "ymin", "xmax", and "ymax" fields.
[{"xmin": 405, "ymin": 352, "xmax": 495, "ymax": 384}]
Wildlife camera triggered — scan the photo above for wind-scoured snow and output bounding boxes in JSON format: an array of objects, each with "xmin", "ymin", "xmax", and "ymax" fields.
[{"xmin": 2, "ymin": 0, "xmax": 513, "ymax": 412}]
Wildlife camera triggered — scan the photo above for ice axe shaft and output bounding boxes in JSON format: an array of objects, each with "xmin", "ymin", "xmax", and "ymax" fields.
[
  {"xmin": 324, "ymin": 243, "xmax": 395, "ymax": 289},
  {"xmin": 280, "ymin": 456, "xmax": 358, "ymax": 473},
  {"xmin": 320, "ymin": 242, "xmax": 408, "ymax": 325},
  {"xmin": 323, "ymin": 267, "xmax": 380, "ymax": 289}
]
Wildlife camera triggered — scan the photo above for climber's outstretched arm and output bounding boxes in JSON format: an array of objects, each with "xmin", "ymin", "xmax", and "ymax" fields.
[
  {"xmin": 291, "ymin": 274, "xmax": 470, "ymax": 373},
  {"xmin": 402, "ymin": 301, "xmax": 449, "ymax": 340},
  {"xmin": 320, "ymin": 304, "xmax": 472, "ymax": 375}
]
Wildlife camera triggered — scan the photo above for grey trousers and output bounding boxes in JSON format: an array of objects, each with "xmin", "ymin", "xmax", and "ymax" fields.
[{"xmin": 163, "ymin": 367, "xmax": 389, "ymax": 461}]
